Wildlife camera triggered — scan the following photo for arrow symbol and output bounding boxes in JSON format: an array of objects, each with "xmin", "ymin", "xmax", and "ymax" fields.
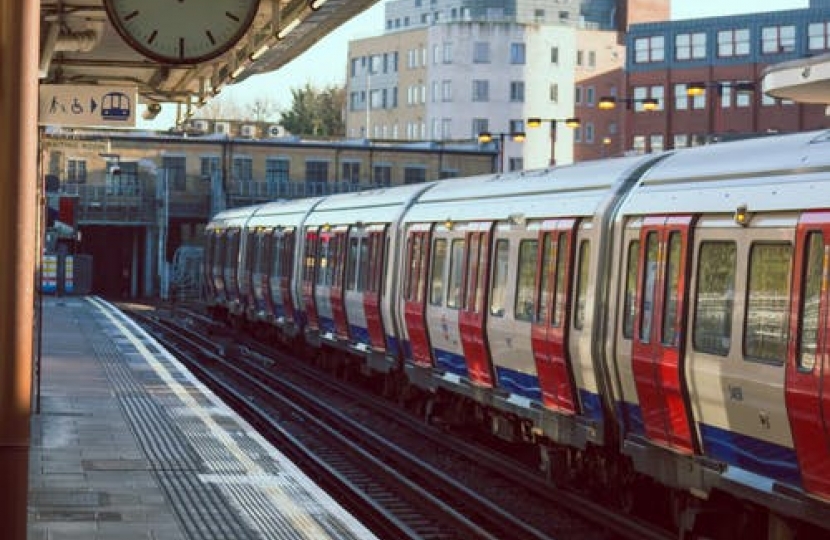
[{"xmin": 90, "ymin": 98, "xmax": 97, "ymax": 114}]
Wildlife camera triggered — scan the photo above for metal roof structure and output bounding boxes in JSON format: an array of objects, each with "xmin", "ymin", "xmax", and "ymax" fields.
[{"xmin": 40, "ymin": 0, "xmax": 380, "ymax": 121}]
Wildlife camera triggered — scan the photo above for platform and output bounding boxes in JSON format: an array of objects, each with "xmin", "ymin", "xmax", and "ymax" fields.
[{"xmin": 28, "ymin": 296, "xmax": 379, "ymax": 540}]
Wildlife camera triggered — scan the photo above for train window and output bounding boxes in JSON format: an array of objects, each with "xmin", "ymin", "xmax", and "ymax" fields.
[
  {"xmin": 357, "ymin": 238, "xmax": 370, "ymax": 292},
  {"xmin": 429, "ymin": 238, "xmax": 447, "ymax": 305},
  {"xmin": 622, "ymin": 240, "xmax": 640, "ymax": 338},
  {"xmin": 515, "ymin": 239, "xmax": 538, "ymax": 321},
  {"xmin": 367, "ymin": 233, "xmax": 384, "ymax": 293},
  {"xmin": 271, "ymin": 235, "xmax": 283, "ymax": 278},
  {"xmin": 253, "ymin": 234, "xmax": 265, "ymax": 276},
  {"xmin": 553, "ymin": 234, "xmax": 568, "ymax": 327},
  {"xmin": 574, "ymin": 240, "xmax": 591, "ymax": 330},
  {"xmin": 693, "ymin": 241, "xmax": 736, "ymax": 356},
  {"xmin": 639, "ymin": 232, "xmax": 659, "ymax": 343},
  {"xmin": 661, "ymin": 232, "xmax": 682, "ymax": 346},
  {"xmin": 489, "ymin": 239, "xmax": 508, "ymax": 317},
  {"xmin": 798, "ymin": 232, "xmax": 823, "ymax": 372},
  {"xmin": 346, "ymin": 237, "xmax": 359, "ymax": 290},
  {"xmin": 447, "ymin": 239, "xmax": 466, "ymax": 309},
  {"xmin": 316, "ymin": 238, "xmax": 332, "ymax": 286},
  {"xmin": 404, "ymin": 236, "xmax": 421, "ymax": 301},
  {"xmin": 537, "ymin": 234, "xmax": 554, "ymax": 323},
  {"xmin": 464, "ymin": 236, "xmax": 481, "ymax": 312},
  {"xmin": 303, "ymin": 233, "xmax": 318, "ymax": 284},
  {"xmin": 744, "ymin": 242, "xmax": 792, "ymax": 365},
  {"xmin": 332, "ymin": 235, "xmax": 345, "ymax": 289}
]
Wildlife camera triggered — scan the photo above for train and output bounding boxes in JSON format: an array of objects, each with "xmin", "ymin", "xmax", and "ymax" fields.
[{"xmin": 203, "ymin": 129, "xmax": 830, "ymax": 539}]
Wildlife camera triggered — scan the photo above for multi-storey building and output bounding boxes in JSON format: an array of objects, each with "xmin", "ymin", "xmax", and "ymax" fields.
[
  {"xmin": 605, "ymin": 2, "xmax": 830, "ymax": 155},
  {"xmin": 346, "ymin": 0, "xmax": 668, "ymax": 169}
]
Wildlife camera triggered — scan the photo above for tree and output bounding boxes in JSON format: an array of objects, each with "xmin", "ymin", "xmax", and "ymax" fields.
[
  {"xmin": 280, "ymin": 84, "xmax": 345, "ymax": 137},
  {"xmin": 246, "ymin": 97, "xmax": 279, "ymax": 123}
]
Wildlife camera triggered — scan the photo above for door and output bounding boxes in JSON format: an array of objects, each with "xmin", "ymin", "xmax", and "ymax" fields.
[
  {"xmin": 302, "ymin": 228, "xmax": 320, "ymax": 330},
  {"xmin": 631, "ymin": 215, "xmax": 697, "ymax": 454},
  {"xmin": 330, "ymin": 228, "xmax": 350, "ymax": 340},
  {"xmin": 458, "ymin": 225, "xmax": 494, "ymax": 387},
  {"xmin": 403, "ymin": 227, "xmax": 432, "ymax": 366},
  {"xmin": 531, "ymin": 219, "xmax": 579, "ymax": 414},
  {"xmin": 787, "ymin": 210, "xmax": 830, "ymax": 498},
  {"xmin": 364, "ymin": 228, "xmax": 387, "ymax": 351}
]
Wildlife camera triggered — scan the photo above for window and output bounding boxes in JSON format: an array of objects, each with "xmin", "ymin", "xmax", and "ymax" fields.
[
  {"xmin": 490, "ymin": 239, "xmax": 508, "ymax": 317},
  {"xmin": 473, "ymin": 41, "xmax": 490, "ymax": 63},
  {"xmin": 404, "ymin": 166, "xmax": 426, "ymax": 184},
  {"xmin": 744, "ymin": 242, "xmax": 791, "ymax": 364},
  {"xmin": 442, "ymin": 79, "xmax": 452, "ymax": 101},
  {"xmin": 809, "ymin": 21, "xmax": 830, "ymax": 51},
  {"xmin": 549, "ymin": 83, "xmax": 559, "ymax": 103},
  {"xmin": 447, "ymin": 239, "xmax": 465, "ymax": 309},
  {"xmin": 265, "ymin": 157, "xmax": 289, "ymax": 195},
  {"xmin": 67, "ymin": 158, "xmax": 87, "ymax": 184},
  {"xmin": 306, "ymin": 160, "xmax": 328, "ymax": 183},
  {"xmin": 372, "ymin": 164, "xmax": 391, "ymax": 187},
  {"xmin": 507, "ymin": 157, "xmax": 523, "ymax": 172},
  {"xmin": 717, "ymin": 28, "xmax": 750, "ymax": 57},
  {"xmin": 428, "ymin": 238, "xmax": 446, "ymax": 305},
  {"xmin": 443, "ymin": 42, "xmax": 453, "ymax": 63},
  {"xmin": 675, "ymin": 32, "xmax": 706, "ymax": 60},
  {"xmin": 574, "ymin": 240, "xmax": 590, "ymax": 330},
  {"xmin": 650, "ymin": 134, "xmax": 664, "ymax": 153},
  {"xmin": 509, "ymin": 119, "xmax": 524, "ymax": 134},
  {"xmin": 510, "ymin": 81, "xmax": 525, "ymax": 102},
  {"xmin": 232, "ymin": 156, "xmax": 252, "ymax": 183},
  {"xmin": 622, "ymin": 240, "xmax": 640, "ymax": 339},
  {"xmin": 674, "ymin": 83, "xmax": 690, "ymax": 110},
  {"xmin": 405, "ymin": 234, "xmax": 425, "ymax": 302},
  {"xmin": 799, "ymin": 232, "xmax": 823, "ymax": 371},
  {"xmin": 162, "ymin": 155, "xmax": 187, "ymax": 191},
  {"xmin": 341, "ymin": 161, "xmax": 360, "ymax": 184},
  {"xmin": 472, "ymin": 118, "xmax": 489, "ymax": 138},
  {"xmin": 107, "ymin": 161, "xmax": 139, "ymax": 195},
  {"xmin": 515, "ymin": 239, "xmax": 537, "ymax": 321},
  {"xmin": 640, "ymin": 232, "xmax": 658, "ymax": 341},
  {"xmin": 472, "ymin": 79, "xmax": 489, "ymax": 101},
  {"xmin": 634, "ymin": 35, "xmax": 665, "ymax": 63},
  {"xmin": 509, "ymin": 42, "xmax": 526, "ymax": 64},
  {"xmin": 551, "ymin": 46, "xmax": 559, "ymax": 64},
  {"xmin": 692, "ymin": 242, "xmax": 736, "ymax": 355},
  {"xmin": 633, "ymin": 85, "xmax": 663, "ymax": 112},
  {"xmin": 201, "ymin": 156, "xmax": 221, "ymax": 181},
  {"xmin": 762, "ymin": 25, "xmax": 796, "ymax": 54}
]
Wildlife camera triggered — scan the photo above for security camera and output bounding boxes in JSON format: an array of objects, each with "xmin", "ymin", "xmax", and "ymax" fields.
[{"xmin": 142, "ymin": 102, "xmax": 162, "ymax": 120}]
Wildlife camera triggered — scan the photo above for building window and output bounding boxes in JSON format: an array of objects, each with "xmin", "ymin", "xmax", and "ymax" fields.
[
  {"xmin": 341, "ymin": 161, "xmax": 360, "ymax": 184},
  {"xmin": 509, "ymin": 81, "xmax": 525, "ymax": 102},
  {"xmin": 717, "ymin": 28, "xmax": 750, "ymax": 57},
  {"xmin": 675, "ymin": 32, "xmax": 706, "ymax": 60},
  {"xmin": 305, "ymin": 160, "xmax": 329, "ymax": 192},
  {"xmin": 372, "ymin": 164, "xmax": 391, "ymax": 187},
  {"xmin": 633, "ymin": 85, "xmax": 663, "ymax": 112},
  {"xmin": 588, "ymin": 50, "xmax": 596, "ymax": 68},
  {"xmin": 200, "ymin": 156, "xmax": 221, "ymax": 181},
  {"xmin": 443, "ymin": 42, "xmax": 453, "ymax": 63},
  {"xmin": 404, "ymin": 166, "xmax": 427, "ymax": 184},
  {"xmin": 163, "ymin": 155, "xmax": 187, "ymax": 191},
  {"xmin": 509, "ymin": 119, "xmax": 524, "ymax": 134},
  {"xmin": 634, "ymin": 35, "xmax": 665, "ymax": 63},
  {"xmin": 232, "ymin": 156, "xmax": 252, "ymax": 184},
  {"xmin": 549, "ymin": 83, "xmax": 559, "ymax": 103},
  {"xmin": 551, "ymin": 46, "xmax": 559, "ymax": 64},
  {"xmin": 510, "ymin": 42, "xmax": 526, "ymax": 64},
  {"xmin": 809, "ymin": 21, "xmax": 830, "ymax": 51},
  {"xmin": 507, "ymin": 157, "xmax": 523, "ymax": 172},
  {"xmin": 472, "ymin": 118, "xmax": 489, "ymax": 138},
  {"xmin": 265, "ymin": 157, "xmax": 290, "ymax": 190},
  {"xmin": 584, "ymin": 122, "xmax": 595, "ymax": 144},
  {"xmin": 473, "ymin": 41, "xmax": 490, "ymax": 63},
  {"xmin": 442, "ymin": 80, "xmax": 452, "ymax": 101},
  {"xmin": 585, "ymin": 86, "xmax": 595, "ymax": 106},
  {"xmin": 67, "ymin": 158, "xmax": 87, "ymax": 184},
  {"xmin": 674, "ymin": 134, "xmax": 690, "ymax": 148},
  {"xmin": 472, "ymin": 79, "xmax": 489, "ymax": 101},
  {"xmin": 674, "ymin": 84, "xmax": 689, "ymax": 110},
  {"xmin": 575, "ymin": 86, "xmax": 582, "ymax": 105},
  {"xmin": 441, "ymin": 118, "xmax": 452, "ymax": 139},
  {"xmin": 650, "ymin": 134, "xmax": 664, "ymax": 153},
  {"xmin": 762, "ymin": 25, "xmax": 796, "ymax": 54}
]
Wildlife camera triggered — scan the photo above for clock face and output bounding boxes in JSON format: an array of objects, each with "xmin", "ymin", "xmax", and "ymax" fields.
[{"xmin": 104, "ymin": 0, "xmax": 261, "ymax": 64}]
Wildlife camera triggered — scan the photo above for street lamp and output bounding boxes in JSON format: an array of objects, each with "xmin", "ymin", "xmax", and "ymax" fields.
[
  {"xmin": 477, "ymin": 131, "xmax": 525, "ymax": 173},
  {"xmin": 525, "ymin": 117, "xmax": 580, "ymax": 166},
  {"xmin": 598, "ymin": 96, "xmax": 659, "ymax": 111},
  {"xmin": 685, "ymin": 81, "xmax": 756, "ymax": 143}
]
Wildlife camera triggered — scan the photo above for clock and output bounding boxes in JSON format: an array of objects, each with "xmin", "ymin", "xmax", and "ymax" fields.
[{"xmin": 103, "ymin": 0, "xmax": 261, "ymax": 65}]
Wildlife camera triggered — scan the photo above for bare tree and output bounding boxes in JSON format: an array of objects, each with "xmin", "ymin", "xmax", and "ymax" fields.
[{"xmin": 246, "ymin": 97, "xmax": 280, "ymax": 123}]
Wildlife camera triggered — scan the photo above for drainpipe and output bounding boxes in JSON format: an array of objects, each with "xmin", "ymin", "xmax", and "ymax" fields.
[{"xmin": 0, "ymin": 2, "xmax": 39, "ymax": 540}]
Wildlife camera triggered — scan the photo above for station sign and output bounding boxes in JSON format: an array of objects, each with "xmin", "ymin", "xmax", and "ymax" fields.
[{"xmin": 39, "ymin": 85, "xmax": 137, "ymax": 128}]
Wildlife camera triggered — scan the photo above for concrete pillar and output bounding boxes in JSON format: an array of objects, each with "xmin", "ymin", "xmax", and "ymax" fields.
[{"xmin": 0, "ymin": 1, "xmax": 39, "ymax": 539}]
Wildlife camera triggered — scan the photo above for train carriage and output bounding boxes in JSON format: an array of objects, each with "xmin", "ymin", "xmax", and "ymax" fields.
[
  {"xmin": 605, "ymin": 130, "xmax": 830, "ymax": 529},
  {"xmin": 204, "ymin": 205, "xmax": 258, "ymax": 316},
  {"xmin": 301, "ymin": 184, "xmax": 435, "ymax": 369}
]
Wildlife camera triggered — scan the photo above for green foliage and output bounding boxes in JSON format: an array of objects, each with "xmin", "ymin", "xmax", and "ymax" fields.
[{"xmin": 279, "ymin": 83, "xmax": 345, "ymax": 137}]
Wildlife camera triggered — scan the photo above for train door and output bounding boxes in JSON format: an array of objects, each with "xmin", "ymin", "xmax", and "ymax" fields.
[
  {"xmin": 631, "ymin": 215, "xmax": 697, "ymax": 454},
  {"xmin": 403, "ymin": 225, "xmax": 432, "ymax": 366},
  {"xmin": 787, "ymin": 210, "xmax": 830, "ymax": 498},
  {"xmin": 240, "ymin": 229, "xmax": 257, "ymax": 313},
  {"xmin": 302, "ymin": 227, "xmax": 320, "ymax": 331},
  {"xmin": 329, "ymin": 226, "xmax": 350, "ymax": 340},
  {"xmin": 252, "ymin": 229, "xmax": 272, "ymax": 317},
  {"xmin": 458, "ymin": 223, "xmax": 494, "ymax": 387},
  {"xmin": 268, "ymin": 229, "xmax": 296, "ymax": 324},
  {"xmin": 364, "ymin": 226, "xmax": 387, "ymax": 351},
  {"xmin": 531, "ymin": 219, "xmax": 579, "ymax": 414},
  {"xmin": 224, "ymin": 228, "xmax": 241, "ymax": 304}
]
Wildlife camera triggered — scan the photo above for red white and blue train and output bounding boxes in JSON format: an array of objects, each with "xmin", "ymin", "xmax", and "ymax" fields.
[{"xmin": 204, "ymin": 130, "xmax": 830, "ymax": 539}]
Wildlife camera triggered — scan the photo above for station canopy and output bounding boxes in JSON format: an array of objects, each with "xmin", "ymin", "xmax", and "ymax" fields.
[{"xmin": 39, "ymin": 0, "xmax": 379, "ymax": 119}]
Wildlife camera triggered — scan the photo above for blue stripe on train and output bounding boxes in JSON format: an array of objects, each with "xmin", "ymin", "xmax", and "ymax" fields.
[{"xmin": 495, "ymin": 365, "xmax": 542, "ymax": 401}]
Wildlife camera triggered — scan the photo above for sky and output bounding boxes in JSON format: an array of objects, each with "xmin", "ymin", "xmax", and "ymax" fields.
[{"xmin": 139, "ymin": 0, "xmax": 809, "ymax": 129}]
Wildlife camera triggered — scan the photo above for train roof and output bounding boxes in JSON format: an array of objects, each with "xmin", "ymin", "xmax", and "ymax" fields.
[
  {"xmin": 623, "ymin": 129, "xmax": 830, "ymax": 216},
  {"xmin": 246, "ymin": 197, "xmax": 324, "ymax": 229},
  {"xmin": 205, "ymin": 205, "xmax": 261, "ymax": 230},
  {"xmin": 402, "ymin": 154, "xmax": 661, "ymax": 224},
  {"xmin": 303, "ymin": 183, "xmax": 437, "ymax": 227}
]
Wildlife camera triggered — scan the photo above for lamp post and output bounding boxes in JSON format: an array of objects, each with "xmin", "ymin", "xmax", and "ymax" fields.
[
  {"xmin": 477, "ymin": 131, "xmax": 526, "ymax": 173},
  {"xmin": 686, "ymin": 81, "xmax": 756, "ymax": 143},
  {"xmin": 526, "ymin": 117, "xmax": 580, "ymax": 167}
]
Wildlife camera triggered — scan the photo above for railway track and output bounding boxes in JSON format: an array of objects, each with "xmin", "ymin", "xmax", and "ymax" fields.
[{"xmin": 127, "ymin": 305, "xmax": 675, "ymax": 540}]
